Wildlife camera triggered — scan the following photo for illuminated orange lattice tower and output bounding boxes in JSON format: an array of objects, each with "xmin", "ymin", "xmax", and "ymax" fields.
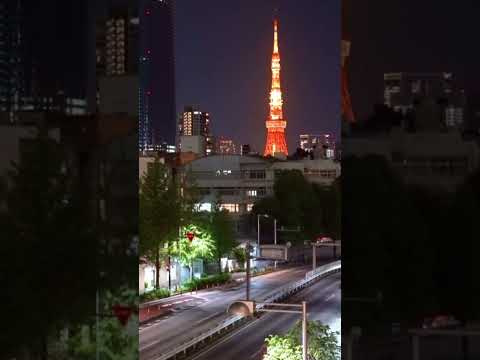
[{"xmin": 264, "ymin": 18, "xmax": 288, "ymax": 157}]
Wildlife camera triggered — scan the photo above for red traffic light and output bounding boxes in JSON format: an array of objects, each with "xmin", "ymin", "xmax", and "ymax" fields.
[
  {"xmin": 112, "ymin": 305, "xmax": 132, "ymax": 326},
  {"xmin": 186, "ymin": 231, "xmax": 195, "ymax": 241}
]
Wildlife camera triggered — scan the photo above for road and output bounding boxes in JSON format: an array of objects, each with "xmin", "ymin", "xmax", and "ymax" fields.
[
  {"xmin": 140, "ymin": 265, "xmax": 315, "ymax": 360},
  {"xmin": 188, "ymin": 272, "xmax": 341, "ymax": 360}
]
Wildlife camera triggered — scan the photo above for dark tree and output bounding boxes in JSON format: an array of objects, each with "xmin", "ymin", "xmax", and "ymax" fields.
[{"xmin": 0, "ymin": 133, "xmax": 97, "ymax": 359}]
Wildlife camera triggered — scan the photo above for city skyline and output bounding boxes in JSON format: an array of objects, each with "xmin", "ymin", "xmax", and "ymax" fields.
[
  {"xmin": 347, "ymin": 0, "xmax": 480, "ymax": 122},
  {"xmin": 173, "ymin": 0, "xmax": 340, "ymax": 153}
]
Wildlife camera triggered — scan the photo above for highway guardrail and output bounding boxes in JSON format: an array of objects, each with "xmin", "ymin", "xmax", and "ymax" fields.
[{"xmin": 152, "ymin": 260, "xmax": 341, "ymax": 360}]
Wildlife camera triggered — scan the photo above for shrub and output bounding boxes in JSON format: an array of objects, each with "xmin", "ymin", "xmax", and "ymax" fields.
[
  {"xmin": 181, "ymin": 273, "xmax": 231, "ymax": 292},
  {"xmin": 140, "ymin": 288, "xmax": 170, "ymax": 302}
]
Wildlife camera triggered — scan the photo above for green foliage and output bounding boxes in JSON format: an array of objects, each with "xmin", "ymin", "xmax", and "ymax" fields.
[
  {"xmin": 139, "ymin": 159, "xmax": 199, "ymax": 288},
  {"xmin": 181, "ymin": 272, "xmax": 231, "ymax": 291},
  {"xmin": 139, "ymin": 159, "xmax": 180, "ymax": 259},
  {"xmin": 170, "ymin": 223, "xmax": 215, "ymax": 269},
  {"xmin": 264, "ymin": 336, "xmax": 302, "ymax": 360},
  {"xmin": 67, "ymin": 287, "xmax": 138, "ymax": 360},
  {"xmin": 232, "ymin": 246, "xmax": 246, "ymax": 268},
  {"xmin": 140, "ymin": 288, "xmax": 171, "ymax": 302},
  {"xmin": 264, "ymin": 321, "xmax": 339, "ymax": 360},
  {"xmin": 253, "ymin": 170, "xmax": 340, "ymax": 243},
  {"xmin": 209, "ymin": 208, "xmax": 236, "ymax": 271}
]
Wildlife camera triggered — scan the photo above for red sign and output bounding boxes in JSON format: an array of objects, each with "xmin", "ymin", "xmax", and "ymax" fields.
[
  {"xmin": 186, "ymin": 231, "xmax": 195, "ymax": 241},
  {"xmin": 112, "ymin": 305, "xmax": 132, "ymax": 326}
]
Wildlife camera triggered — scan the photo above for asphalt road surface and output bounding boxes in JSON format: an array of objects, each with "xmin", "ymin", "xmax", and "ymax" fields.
[
  {"xmin": 188, "ymin": 272, "xmax": 341, "ymax": 360},
  {"xmin": 140, "ymin": 265, "xmax": 315, "ymax": 360}
]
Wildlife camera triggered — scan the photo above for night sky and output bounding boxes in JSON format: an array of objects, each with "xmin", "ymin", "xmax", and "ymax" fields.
[
  {"xmin": 174, "ymin": 0, "xmax": 340, "ymax": 153},
  {"xmin": 348, "ymin": 0, "xmax": 480, "ymax": 122}
]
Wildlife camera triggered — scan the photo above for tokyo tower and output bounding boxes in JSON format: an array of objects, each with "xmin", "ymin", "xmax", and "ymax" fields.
[{"xmin": 263, "ymin": 18, "xmax": 288, "ymax": 157}]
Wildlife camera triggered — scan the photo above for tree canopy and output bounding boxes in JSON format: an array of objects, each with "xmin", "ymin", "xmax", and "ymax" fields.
[
  {"xmin": 0, "ymin": 134, "xmax": 97, "ymax": 358},
  {"xmin": 264, "ymin": 321, "xmax": 339, "ymax": 360},
  {"xmin": 252, "ymin": 170, "xmax": 340, "ymax": 243}
]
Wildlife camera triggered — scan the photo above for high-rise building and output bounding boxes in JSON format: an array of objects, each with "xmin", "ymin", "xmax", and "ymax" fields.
[
  {"xmin": 178, "ymin": 106, "xmax": 210, "ymax": 137},
  {"xmin": 95, "ymin": 19, "xmax": 106, "ymax": 82},
  {"xmin": 205, "ymin": 135, "xmax": 215, "ymax": 156},
  {"xmin": 177, "ymin": 105, "xmax": 212, "ymax": 156},
  {"xmin": 0, "ymin": 0, "xmax": 24, "ymax": 122},
  {"xmin": 264, "ymin": 18, "xmax": 288, "ymax": 157},
  {"xmin": 96, "ymin": 6, "xmax": 139, "ymax": 112},
  {"xmin": 216, "ymin": 137, "xmax": 236, "ymax": 155},
  {"xmin": 103, "ymin": 11, "xmax": 139, "ymax": 77},
  {"xmin": 299, "ymin": 134, "xmax": 336, "ymax": 159},
  {"xmin": 139, "ymin": 0, "xmax": 176, "ymax": 151},
  {"xmin": 384, "ymin": 72, "xmax": 466, "ymax": 129},
  {"xmin": 1, "ymin": 1, "xmax": 94, "ymax": 121}
]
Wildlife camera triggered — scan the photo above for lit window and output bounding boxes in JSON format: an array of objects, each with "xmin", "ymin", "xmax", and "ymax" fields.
[
  {"xmin": 247, "ymin": 204, "xmax": 254, "ymax": 212},
  {"xmin": 219, "ymin": 204, "xmax": 239, "ymax": 212},
  {"xmin": 216, "ymin": 169, "xmax": 232, "ymax": 176},
  {"xmin": 247, "ymin": 190, "xmax": 257, "ymax": 197},
  {"xmin": 196, "ymin": 203, "xmax": 212, "ymax": 212}
]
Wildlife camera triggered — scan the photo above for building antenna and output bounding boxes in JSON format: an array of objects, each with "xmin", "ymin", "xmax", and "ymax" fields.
[{"xmin": 274, "ymin": 7, "xmax": 279, "ymax": 19}]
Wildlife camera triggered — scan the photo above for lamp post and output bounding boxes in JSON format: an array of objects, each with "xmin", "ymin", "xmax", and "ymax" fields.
[
  {"xmin": 257, "ymin": 214, "xmax": 277, "ymax": 257},
  {"xmin": 274, "ymin": 218, "xmax": 277, "ymax": 245}
]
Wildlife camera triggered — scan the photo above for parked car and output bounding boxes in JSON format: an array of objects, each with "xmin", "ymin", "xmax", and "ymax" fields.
[
  {"xmin": 316, "ymin": 236, "xmax": 333, "ymax": 244},
  {"xmin": 422, "ymin": 315, "xmax": 461, "ymax": 329}
]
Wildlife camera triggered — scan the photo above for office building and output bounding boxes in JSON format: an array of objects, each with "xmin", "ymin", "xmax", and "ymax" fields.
[
  {"xmin": 0, "ymin": 0, "xmax": 24, "ymax": 122},
  {"xmin": 299, "ymin": 134, "xmax": 336, "ymax": 159},
  {"xmin": 241, "ymin": 144, "xmax": 252, "ymax": 156},
  {"xmin": 1, "ymin": 1, "xmax": 94, "ymax": 119},
  {"xmin": 343, "ymin": 127, "xmax": 479, "ymax": 190},
  {"xmin": 216, "ymin": 137, "xmax": 237, "ymax": 155},
  {"xmin": 102, "ymin": 10, "xmax": 139, "ymax": 77},
  {"xmin": 384, "ymin": 72, "xmax": 466, "ymax": 129},
  {"xmin": 177, "ymin": 105, "xmax": 212, "ymax": 156},
  {"xmin": 182, "ymin": 154, "xmax": 340, "ymax": 225},
  {"xmin": 178, "ymin": 106, "xmax": 210, "ymax": 137}
]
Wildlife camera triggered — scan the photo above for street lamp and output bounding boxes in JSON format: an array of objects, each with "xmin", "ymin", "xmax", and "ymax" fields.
[{"xmin": 257, "ymin": 214, "xmax": 277, "ymax": 257}]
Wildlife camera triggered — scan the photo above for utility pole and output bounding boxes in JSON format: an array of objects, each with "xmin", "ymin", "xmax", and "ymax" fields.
[
  {"xmin": 312, "ymin": 244, "xmax": 316, "ymax": 270},
  {"xmin": 274, "ymin": 219, "xmax": 277, "ymax": 269},
  {"xmin": 252, "ymin": 302, "xmax": 309, "ymax": 360},
  {"xmin": 246, "ymin": 242, "xmax": 251, "ymax": 301},
  {"xmin": 302, "ymin": 301, "xmax": 308, "ymax": 360},
  {"xmin": 168, "ymin": 255, "xmax": 171, "ymax": 292},
  {"xmin": 257, "ymin": 215, "xmax": 260, "ymax": 257},
  {"xmin": 274, "ymin": 219, "xmax": 277, "ymax": 245}
]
